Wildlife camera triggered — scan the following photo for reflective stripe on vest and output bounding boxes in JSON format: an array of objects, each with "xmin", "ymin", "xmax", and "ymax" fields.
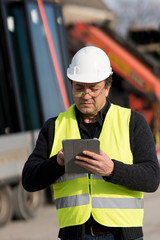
[
  {"xmin": 50, "ymin": 104, "xmax": 144, "ymax": 228},
  {"xmin": 56, "ymin": 195, "xmax": 143, "ymax": 210}
]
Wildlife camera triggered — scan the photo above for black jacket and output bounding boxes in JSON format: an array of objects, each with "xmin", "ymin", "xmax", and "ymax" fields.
[{"xmin": 22, "ymin": 100, "xmax": 160, "ymax": 240}]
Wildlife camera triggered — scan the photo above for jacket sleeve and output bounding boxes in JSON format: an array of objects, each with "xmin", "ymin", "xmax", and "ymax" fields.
[
  {"xmin": 22, "ymin": 118, "xmax": 65, "ymax": 192},
  {"xmin": 104, "ymin": 110, "xmax": 160, "ymax": 192}
]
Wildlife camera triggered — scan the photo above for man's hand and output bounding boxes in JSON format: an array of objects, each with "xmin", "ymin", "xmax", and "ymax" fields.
[
  {"xmin": 57, "ymin": 149, "xmax": 64, "ymax": 166},
  {"xmin": 75, "ymin": 150, "xmax": 114, "ymax": 177}
]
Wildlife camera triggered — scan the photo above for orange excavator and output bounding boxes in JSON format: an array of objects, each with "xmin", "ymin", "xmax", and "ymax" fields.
[{"xmin": 66, "ymin": 22, "xmax": 160, "ymax": 163}]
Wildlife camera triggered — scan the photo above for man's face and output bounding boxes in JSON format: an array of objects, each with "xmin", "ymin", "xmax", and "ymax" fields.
[{"xmin": 72, "ymin": 80, "xmax": 110, "ymax": 117}]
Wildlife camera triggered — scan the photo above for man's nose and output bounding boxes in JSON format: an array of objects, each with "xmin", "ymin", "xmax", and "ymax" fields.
[{"xmin": 82, "ymin": 89, "xmax": 92, "ymax": 98}]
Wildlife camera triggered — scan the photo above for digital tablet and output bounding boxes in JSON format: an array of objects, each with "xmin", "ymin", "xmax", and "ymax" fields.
[{"xmin": 62, "ymin": 139, "xmax": 100, "ymax": 173}]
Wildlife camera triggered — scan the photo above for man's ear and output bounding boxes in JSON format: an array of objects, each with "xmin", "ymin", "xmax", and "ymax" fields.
[{"xmin": 105, "ymin": 86, "xmax": 111, "ymax": 97}]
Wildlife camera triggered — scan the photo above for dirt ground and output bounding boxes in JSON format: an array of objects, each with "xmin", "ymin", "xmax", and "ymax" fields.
[{"xmin": 0, "ymin": 188, "xmax": 160, "ymax": 240}]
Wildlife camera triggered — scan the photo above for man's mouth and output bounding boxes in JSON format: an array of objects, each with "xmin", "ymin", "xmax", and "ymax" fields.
[{"xmin": 80, "ymin": 102, "xmax": 93, "ymax": 106}]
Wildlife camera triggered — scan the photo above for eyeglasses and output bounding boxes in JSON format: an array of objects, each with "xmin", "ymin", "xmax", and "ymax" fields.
[{"xmin": 72, "ymin": 87, "xmax": 105, "ymax": 98}]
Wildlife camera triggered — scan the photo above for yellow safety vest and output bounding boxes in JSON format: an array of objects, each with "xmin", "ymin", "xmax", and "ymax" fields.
[{"xmin": 50, "ymin": 104, "xmax": 144, "ymax": 228}]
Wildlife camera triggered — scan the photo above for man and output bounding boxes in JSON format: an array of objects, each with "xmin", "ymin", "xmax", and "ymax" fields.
[{"xmin": 22, "ymin": 46, "xmax": 160, "ymax": 240}]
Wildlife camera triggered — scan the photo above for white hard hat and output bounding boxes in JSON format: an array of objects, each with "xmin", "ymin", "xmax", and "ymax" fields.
[{"xmin": 67, "ymin": 46, "xmax": 112, "ymax": 83}]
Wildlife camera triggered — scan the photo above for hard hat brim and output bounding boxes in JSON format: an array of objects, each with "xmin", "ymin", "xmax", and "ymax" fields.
[{"xmin": 67, "ymin": 70, "xmax": 112, "ymax": 83}]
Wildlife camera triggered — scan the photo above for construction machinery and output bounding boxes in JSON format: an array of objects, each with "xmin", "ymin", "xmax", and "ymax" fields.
[{"xmin": 66, "ymin": 22, "xmax": 160, "ymax": 162}]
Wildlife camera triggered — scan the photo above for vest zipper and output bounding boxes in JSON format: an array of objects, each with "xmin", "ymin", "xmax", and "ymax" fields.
[{"xmin": 88, "ymin": 173, "xmax": 91, "ymax": 193}]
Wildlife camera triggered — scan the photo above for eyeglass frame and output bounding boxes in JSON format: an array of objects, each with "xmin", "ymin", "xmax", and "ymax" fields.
[
  {"xmin": 70, "ymin": 75, "xmax": 113, "ymax": 98},
  {"xmin": 72, "ymin": 86, "xmax": 106, "ymax": 98}
]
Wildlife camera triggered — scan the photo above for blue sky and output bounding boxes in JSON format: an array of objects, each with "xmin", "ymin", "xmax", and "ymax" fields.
[{"xmin": 102, "ymin": 0, "xmax": 160, "ymax": 36}]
